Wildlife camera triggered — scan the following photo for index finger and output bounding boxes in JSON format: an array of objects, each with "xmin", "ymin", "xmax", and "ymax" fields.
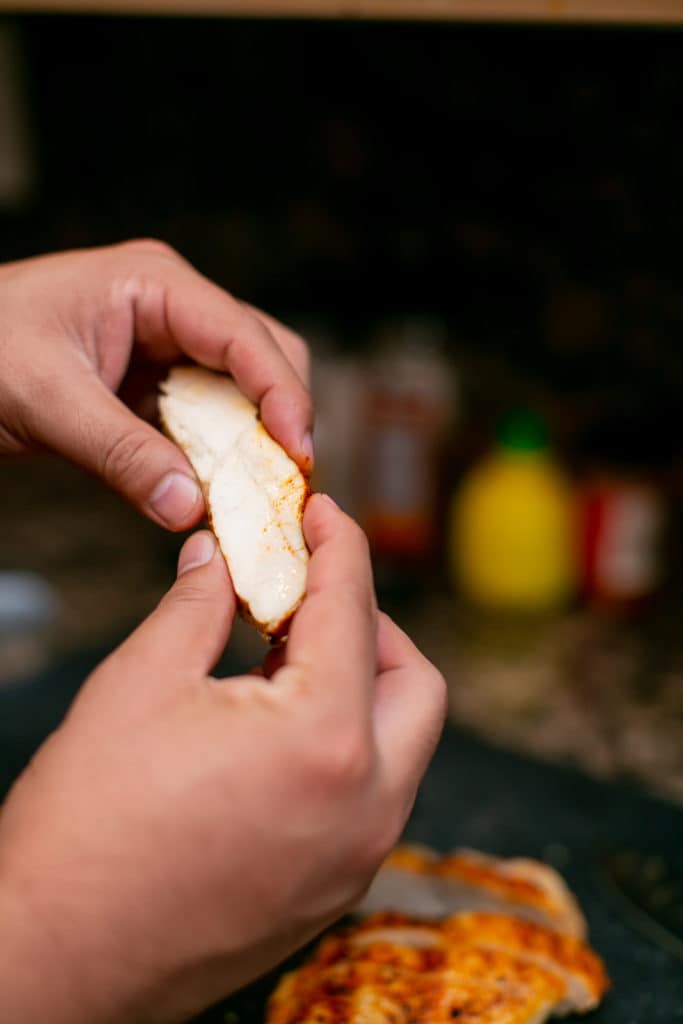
[
  {"xmin": 239, "ymin": 301, "xmax": 311, "ymax": 387},
  {"xmin": 120, "ymin": 245, "xmax": 314, "ymax": 473},
  {"xmin": 278, "ymin": 495, "xmax": 377, "ymax": 720}
]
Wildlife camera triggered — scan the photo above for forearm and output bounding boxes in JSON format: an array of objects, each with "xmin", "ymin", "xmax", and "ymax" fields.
[
  {"xmin": 0, "ymin": 869, "xmax": 127, "ymax": 1024},
  {"xmin": 0, "ymin": 877, "xmax": 81, "ymax": 1021}
]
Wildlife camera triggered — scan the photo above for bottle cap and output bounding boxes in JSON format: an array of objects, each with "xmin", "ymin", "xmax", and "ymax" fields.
[{"xmin": 497, "ymin": 410, "xmax": 548, "ymax": 452}]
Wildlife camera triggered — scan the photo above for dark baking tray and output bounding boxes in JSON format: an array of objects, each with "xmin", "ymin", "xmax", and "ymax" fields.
[
  {"xmin": 2, "ymin": 646, "xmax": 682, "ymax": 1022},
  {"xmin": 195, "ymin": 725, "xmax": 683, "ymax": 1024}
]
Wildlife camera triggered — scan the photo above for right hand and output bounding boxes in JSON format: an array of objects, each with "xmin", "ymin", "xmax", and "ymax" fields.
[{"xmin": 0, "ymin": 495, "xmax": 447, "ymax": 1024}]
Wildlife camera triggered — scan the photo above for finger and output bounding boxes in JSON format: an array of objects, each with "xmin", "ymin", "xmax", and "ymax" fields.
[
  {"xmin": 373, "ymin": 613, "xmax": 448, "ymax": 798},
  {"xmin": 120, "ymin": 245, "xmax": 314, "ymax": 472},
  {"xmin": 375, "ymin": 611, "xmax": 427, "ymax": 674},
  {"xmin": 30, "ymin": 368, "xmax": 205, "ymax": 530},
  {"xmin": 239, "ymin": 302, "xmax": 311, "ymax": 387},
  {"xmin": 277, "ymin": 495, "xmax": 377, "ymax": 718},
  {"xmin": 126, "ymin": 531, "xmax": 237, "ymax": 679}
]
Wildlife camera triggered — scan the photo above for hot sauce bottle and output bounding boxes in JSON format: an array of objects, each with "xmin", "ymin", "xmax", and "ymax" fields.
[{"xmin": 362, "ymin": 320, "xmax": 455, "ymax": 584}]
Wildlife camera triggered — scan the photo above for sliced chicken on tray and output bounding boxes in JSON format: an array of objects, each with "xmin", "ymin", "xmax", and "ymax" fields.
[
  {"xmin": 269, "ymin": 914, "xmax": 608, "ymax": 1024},
  {"xmin": 309, "ymin": 928, "xmax": 570, "ymax": 1002},
  {"xmin": 358, "ymin": 846, "xmax": 586, "ymax": 938},
  {"xmin": 267, "ymin": 848, "xmax": 609, "ymax": 1024},
  {"xmin": 442, "ymin": 913, "xmax": 607, "ymax": 1015},
  {"xmin": 345, "ymin": 912, "xmax": 608, "ymax": 1016},
  {"xmin": 159, "ymin": 366, "xmax": 310, "ymax": 640},
  {"xmin": 269, "ymin": 959, "xmax": 565, "ymax": 1024}
]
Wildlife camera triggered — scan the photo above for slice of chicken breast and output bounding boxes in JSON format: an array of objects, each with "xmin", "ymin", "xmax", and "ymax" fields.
[
  {"xmin": 442, "ymin": 913, "xmax": 608, "ymax": 1016},
  {"xmin": 269, "ymin": 957, "xmax": 565, "ymax": 1024},
  {"xmin": 358, "ymin": 846, "xmax": 586, "ymax": 939},
  {"xmin": 342, "ymin": 913, "xmax": 608, "ymax": 1016},
  {"xmin": 159, "ymin": 366, "xmax": 309, "ymax": 640},
  {"xmin": 270, "ymin": 932, "xmax": 576, "ymax": 1024}
]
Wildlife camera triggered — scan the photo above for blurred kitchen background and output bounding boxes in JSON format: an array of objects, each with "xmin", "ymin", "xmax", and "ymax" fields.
[{"xmin": 1, "ymin": 8, "xmax": 683, "ymax": 809}]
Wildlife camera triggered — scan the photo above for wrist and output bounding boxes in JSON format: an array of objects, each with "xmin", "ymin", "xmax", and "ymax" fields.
[
  {"xmin": 0, "ymin": 862, "xmax": 129, "ymax": 1023},
  {"xmin": 0, "ymin": 874, "xmax": 80, "ymax": 1021}
]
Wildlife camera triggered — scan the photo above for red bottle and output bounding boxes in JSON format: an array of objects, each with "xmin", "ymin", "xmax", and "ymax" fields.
[{"xmin": 580, "ymin": 475, "xmax": 664, "ymax": 610}]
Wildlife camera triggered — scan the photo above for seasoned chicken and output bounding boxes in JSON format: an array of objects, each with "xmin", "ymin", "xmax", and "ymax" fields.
[
  {"xmin": 268, "ymin": 849, "xmax": 609, "ymax": 1024},
  {"xmin": 269, "ymin": 959, "xmax": 565, "ymax": 1024},
  {"xmin": 358, "ymin": 846, "xmax": 586, "ymax": 938},
  {"xmin": 159, "ymin": 366, "xmax": 309, "ymax": 640},
  {"xmin": 269, "ymin": 914, "xmax": 608, "ymax": 1024},
  {"xmin": 346, "ymin": 913, "xmax": 608, "ymax": 1016}
]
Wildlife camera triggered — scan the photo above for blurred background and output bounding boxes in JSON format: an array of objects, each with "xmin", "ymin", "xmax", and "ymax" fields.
[{"xmin": 1, "ymin": 9, "xmax": 683, "ymax": 804}]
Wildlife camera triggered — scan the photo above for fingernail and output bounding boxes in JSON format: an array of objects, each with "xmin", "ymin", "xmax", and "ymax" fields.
[
  {"xmin": 301, "ymin": 431, "xmax": 314, "ymax": 468},
  {"xmin": 150, "ymin": 472, "xmax": 202, "ymax": 527},
  {"xmin": 319, "ymin": 493, "xmax": 339, "ymax": 509},
  {"xmin": 177, "ymin": 532, "xmax": 216, "ymax": 576}
]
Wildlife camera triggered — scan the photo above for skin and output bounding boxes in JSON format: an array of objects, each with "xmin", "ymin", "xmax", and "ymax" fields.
[
  {"xmin": 0, "ymin": 239, "xmax": 313, "ymax": 526},
  {"xmin": 0, "ymin": 242, "xmax": 447, "ymax": 1023}
]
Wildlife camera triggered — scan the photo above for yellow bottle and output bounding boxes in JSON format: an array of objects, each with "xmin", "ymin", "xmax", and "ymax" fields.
[{"xmin": 451, "ymin": 412, "xmax": 575, "ymax": 612}]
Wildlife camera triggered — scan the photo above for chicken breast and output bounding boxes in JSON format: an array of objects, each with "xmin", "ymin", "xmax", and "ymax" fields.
[
  {"xmin": 159, "ymin": 366, "xmax": 309, "ymax": 640},
  {"xmin": 346, "ymin": 913, "xmax": 608, "ymax": 1016},
  {"xmin": 358, "ymin": 846, "xmax": 586, "ymax": 938},
  {"xmin": 268, "ymin": 848, "xmax": 609, "ymax": 1024},
  {"xmin": 269, "ymin": 959, "xmax": 564, "ymax": 1024},
  {"xmin": 444, "ymin": 913, "xmax": 608, "ymax": 1016},
  {"xmin": 268, "ymin": 912, "xmax": 608, "ymax": 1024}
]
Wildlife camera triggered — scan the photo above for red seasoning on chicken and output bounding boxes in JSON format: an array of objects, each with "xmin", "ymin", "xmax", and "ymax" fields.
[
  {"xmin": 268, "ymin": 847, "xmax": 609, "ymax": 1024},
  {"xmin": 358, "ymin": 846, "xmax": 587, "ymax": 937}
]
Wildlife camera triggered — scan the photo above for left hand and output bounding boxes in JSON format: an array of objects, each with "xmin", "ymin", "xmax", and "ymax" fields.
[{"xmin": 0, "ymin": 239, "xmax": 312, "ymax": 529}]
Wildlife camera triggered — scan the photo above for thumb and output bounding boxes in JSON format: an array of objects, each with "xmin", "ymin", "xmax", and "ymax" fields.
[
  {"xmin": 32, "ymin": 371, "xmax": 204, "ymax": 530},
  {"xmin": 130, "ymin": 531, "xmax": 237, "ymax": 678}
]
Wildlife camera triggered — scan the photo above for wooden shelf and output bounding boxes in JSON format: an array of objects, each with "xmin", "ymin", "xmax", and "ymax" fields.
[{"xmin": 1, "ymin": 0, "xmax": 683, "ymax": 24}]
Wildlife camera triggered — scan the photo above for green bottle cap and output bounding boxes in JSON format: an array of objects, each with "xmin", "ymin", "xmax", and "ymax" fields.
[{"xmin": 497, "ymin": 410, "xmax": 548, "ymax": 452}]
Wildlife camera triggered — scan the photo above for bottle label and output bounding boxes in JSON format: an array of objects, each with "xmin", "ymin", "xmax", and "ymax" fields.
[
  {"xmin": 595, "ymin": 490, "xmax": 661, "ymax": 596},
  {"xmin": 369, "ymin": 425, "xmax": 430, "ymax": 514}
]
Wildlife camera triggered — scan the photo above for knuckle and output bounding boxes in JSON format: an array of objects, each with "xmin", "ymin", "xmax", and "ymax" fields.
[
  {"xmin": 333, "ymin": 515, "xmax": 371, "ymax": 563},
  {"xmin": 301, "ymin": 387, "xmax": 314, "ymax": 422},
  {"xmin": 307, "ymin": 726, "xmax": 373, "ymax": 790},
  {"xmin": 426, "ymin": 664, "xmax": 448, "ymax": 722},
  {"xmin": 173, "ymin": 581, "xmax": 209, "ymax": 607},
  {"xmin": 124, "ymin": 237, "xmax": 178, "ymax": 260},
  {"xmin": 364, "ymin": 815, "xmax": 405, "ymax": 871},
  {"xmin": 159, "ymin": 580, "xmax": 208, "ymax": 618},
  {"xmin": 101, "ymin": 428, "xmax": 155, "ymax": 489},
  {"xmin": 344, "ymin": 811, "xmax": 404, "ymax": 892},
  {"xmin": 290, "ymin": 331, "xmax": 311, "ymax": 375},
  {"xmin": 346, "ymin": 517, "xmax": 371, "ymax": 555},
  {"xmin": 291, "ymin": 330, "xmax": 310, "ymax": 360}
]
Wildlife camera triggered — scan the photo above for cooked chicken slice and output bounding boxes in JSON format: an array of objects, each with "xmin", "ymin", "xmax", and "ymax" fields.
[
  {"xmin": 339, "ymin": 913, "xmax": 607, "ymax": 1016},
  {"xmin": 358, "ymin": 846, "xmax": 586, "ymax": 938},
  {"xmin": 440, "ymin": 851, "xmax": 586, "ymax": 940},
  {"xmin": 268, "ymin": 958, "xmax": 565, "ymax": 1024},
  {"xmin": 310, "ymin": 929, "xmax": 568, "ymax": 999},
  {"xmin": 159, "ymin": 366, "xmax": 309, "ymax": 640},
  {"xmin": 357, "ymin": 845, "xmax": 449, "ymax": 920},
  {"xmin": 272, "ymin": 909, "xmax": 610, "ymax": 1019},
  {"xmin": 442, "ymin": 913, "xmax": 608, "ymax": 1016},
  {"xmin": 270, "ymin": 846, "xmax": 608, "ymax": 1024}
]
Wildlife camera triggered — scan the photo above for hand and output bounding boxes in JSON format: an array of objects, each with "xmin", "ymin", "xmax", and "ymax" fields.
[
  {"xmin": 0, "ymin": 240, "xmax": 312, "ymax": 529},
  {"xmin": 0, "ymin": 495, "xmax": 446, "ymax": 1023}
]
